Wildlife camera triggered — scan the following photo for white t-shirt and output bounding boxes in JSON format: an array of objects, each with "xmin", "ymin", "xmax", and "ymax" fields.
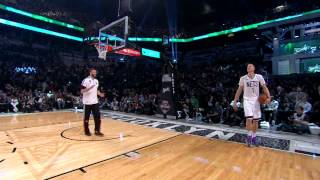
[
  {"xmin": 239, "ymin": 74, "xmax": 266, "ymax": 101},
  {"xmin": 81, "ymin": 76, "xmax": 99, "ymax": 105}
]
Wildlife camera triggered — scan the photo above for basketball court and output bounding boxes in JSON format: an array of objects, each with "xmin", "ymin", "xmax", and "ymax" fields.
[
  {"xmin": 0, "ymin": 112, "xmax": 319, "ymax": 180},
  {"xmin": 1, "ymin": 1, "xmax": 320, "ymax": 180}
]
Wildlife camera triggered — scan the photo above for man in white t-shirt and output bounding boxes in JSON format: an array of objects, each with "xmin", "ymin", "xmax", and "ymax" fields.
[
  {"xmin": 233, "ymin": 63, "xmax": 270, "ymax": 147},
  {"xmin": 81, "ymin": 68, "xmax": 105, "ymax": 136}
]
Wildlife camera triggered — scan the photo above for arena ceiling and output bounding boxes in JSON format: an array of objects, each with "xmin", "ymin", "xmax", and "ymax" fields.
[{"xmin": 2, "ymin": 0, "xmax": 319, "ymax": 36}]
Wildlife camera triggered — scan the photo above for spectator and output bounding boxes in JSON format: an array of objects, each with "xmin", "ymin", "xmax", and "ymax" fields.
[
  {"xmin": 56, "ymin": 93, "xmax": 65, "ymax": 110},
  {"xmin": 288, "ymin": 86, "xmax": 308, "ymax": 106},
  {"xmin": 206, "ymin": 102, "xmax": 222, "ymax": 123},
  {"xmin": 111, "ymin": 98, "xmax": 119, "ymax": 111},
  {"xmin": 278, "ymin": 105, "xmax": 310, "ymax": 134},
  {"xmin": 10, "ymin": 95, "xmax": 19, "ymax": 112},
  {"xmin": 263, "ymin": 97, "xmax": 279, "ymax": 125},
  {"xmin": 300, "ymin": 97, "xmax": 312, "ymax": 114},
  {"xmin": 182, "ymin": 103, "xmax": 192, "ymax": 121},
  {"xmin": 274, "ymin": 86, "xmax": 285, "ymax": 104},
  {"xmin": 190, "ymin": 95, "xmax": 199, "ymax": 115}
]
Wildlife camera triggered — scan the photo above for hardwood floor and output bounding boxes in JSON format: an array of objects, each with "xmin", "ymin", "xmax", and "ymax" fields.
[
  {"xmin": 0, "ymin": 112, "xmax": 178, "ymax": 179},
  {"xmin": 0, "ymin": 112, "xmax": 319, "ymax": 180},
  {"xmin": 0, "ymin": 112, "xmax": 83, "ymax": 131},
  {"xmin": 56, "ymin": 134, "xmax": 320, "ymax": 180}
]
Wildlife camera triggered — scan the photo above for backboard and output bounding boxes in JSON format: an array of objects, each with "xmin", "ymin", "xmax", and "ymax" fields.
[{"xmin": 95, "ymin": 16, "xmax": 129, "ymax": 60}]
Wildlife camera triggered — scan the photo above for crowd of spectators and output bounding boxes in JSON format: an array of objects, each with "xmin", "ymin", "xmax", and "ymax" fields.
[
  {"xmin": 1, "ymin": 52, "xmax": 319, "ymax": 135},
  {"xmin": 0, "ymin": 47, "xmax": 162, "ymax": 115}
]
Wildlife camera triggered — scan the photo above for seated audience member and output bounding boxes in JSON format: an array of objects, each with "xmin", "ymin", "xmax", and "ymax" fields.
[
  {"xmin": 111, "ymin": 98, "xmax": 119, "ymax": 111},
  {"xmin": 56, "ymin": 94, "xmax": 65, "ymax": 110},
  {"xmin": 298, "ymin": 96, "xmax": 312, "ymax": 114},
  {"xmin": 181, "ymin": 103, "xmax": 192, "ymax": 120},
  {"xmin": 10, "ymin": 95, "xmax": 19, "ymax": 112},
  {"xmin": 278, "ymin": 105, "xmax": 310, "ymax": 134},
  {"xmin": 263, "ymin": 97, "xmax": 279, "ymax": 125},
  {"xmin": 206, "ymin": 103, "xmax": 221, "ymax": 123}
]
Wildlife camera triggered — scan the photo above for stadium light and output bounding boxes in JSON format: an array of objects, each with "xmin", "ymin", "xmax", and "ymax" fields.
[
  {"xmin": 128, "ymin": 37, "xmax": 162, "ymax": 42},
  {"xmin": 0, "ymin": 3, "xmax": 84, "ymax": 32},
  {"xmin": 169, "ymin": 38, "xmax": 193, "ymax": 43},
  {"xmin": 173, "ymin": 13, "xmax": 304, "ymax": 42},
  {"xmin": 128, "ymin": 8, "xmax": 320, "ymax": 43},
  {"xmin": 0, "ymin": 18, "xmax": 83, "ymax": 42}
]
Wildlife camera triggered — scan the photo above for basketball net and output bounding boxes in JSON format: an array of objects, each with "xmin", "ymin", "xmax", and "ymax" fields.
[{"xmin": 93, "ymin": 44, "xmax": 113, "ymax": 60}]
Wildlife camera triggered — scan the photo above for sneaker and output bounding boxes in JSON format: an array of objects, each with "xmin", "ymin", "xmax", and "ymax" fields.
[
  {"xmin": 95, "ymin": 131, "xmax": 104, "ymax": 137},
  {"xmin": 85, "ymin": 131, "xmax": 91, "ymax": 136},
  {"xmin": 246, "ymin": 135, "xmax": 252, "ymax": 147},
  {"xmin": 252, "ymin": 136, "xmax": 259, "ymax": 147}
]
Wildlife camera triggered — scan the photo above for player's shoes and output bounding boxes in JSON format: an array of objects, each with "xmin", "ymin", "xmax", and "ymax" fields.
[
  {"xmin": 85, "ymin": 131, "xmax": 92, "ymax": 136},
  {"xmin": 95, "ymin": 131, "xmax": 104, "ymax": 137},
  {"xmin": 252, "ymin": 136, "xmax": 259, "ymax": 147},
  {"xmin": 246, "ymin": 135, "xmax": 252, "ymax": 147}
]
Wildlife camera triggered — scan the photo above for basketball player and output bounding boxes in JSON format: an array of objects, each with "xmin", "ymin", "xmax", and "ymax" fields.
[
  {"xmin": 233, "ymin": 63, "xmax": 270, "ymax": 147},
  {"xmin": 81, "ymin": 68, "xmax": 105, "ymax": 136}
]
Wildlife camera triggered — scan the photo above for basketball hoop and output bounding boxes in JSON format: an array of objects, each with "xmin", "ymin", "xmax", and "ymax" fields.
[{"xmin": 92, "ymin": 43, "xmax": 113, "ymax": 60}]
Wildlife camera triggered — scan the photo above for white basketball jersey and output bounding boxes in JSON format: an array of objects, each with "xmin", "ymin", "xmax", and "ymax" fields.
[
  {"xmin": 239, "ymin": 74, "xmax": 266, "ymax": 101},
  {"xmin": 81, "ymin": 76, "xmax": 99, "ymax": 105}
]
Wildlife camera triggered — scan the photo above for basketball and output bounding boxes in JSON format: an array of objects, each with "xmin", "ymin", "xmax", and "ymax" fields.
[{"xmin": 258, "ymin": 94, "xmax": 268, "ymax": 104}]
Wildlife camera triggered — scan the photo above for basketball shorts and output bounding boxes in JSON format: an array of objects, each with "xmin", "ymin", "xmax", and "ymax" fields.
[{"xmin": 243, "ymin": 99, "xmax": 261, "ymax": 120}]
